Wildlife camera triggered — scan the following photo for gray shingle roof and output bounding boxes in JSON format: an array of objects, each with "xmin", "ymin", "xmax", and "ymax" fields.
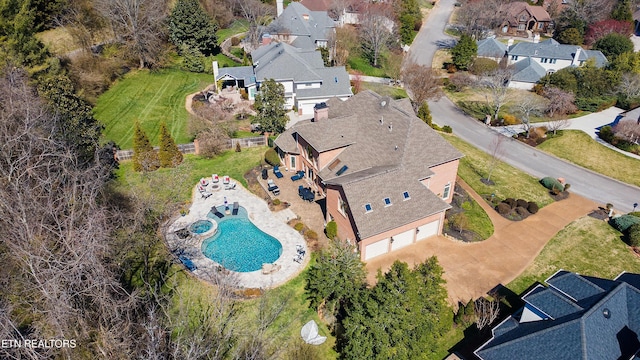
[
  {"xmin": 252, "ymin": 42, "xmax": 324, "ymax": 82},
  {"xmin": 511, "ymin": 57, "xmax": 547, "ymax": 83},
  {"xmin": 476, "ymin": 271, "xmax": 640, "ymax": 360},
  {"xmin": 509, "ymin": 39, "xmax": 607, "ymax": 65},
  {"xmin": 269, "ymin": 2, "xmax": 335, "ymax": 50},
  {"xmin": 215, "ymin": 66, "xmax": 256, "ymax": 86},
  {"xmin": 295, "ymin": 67, "xmax": 352, "ymax": 98},
  {"xmin": 274, "ymin": 90, "xmax": 462, "ymax": 239},
  {"xmin": 477, "ymin": 38, "xmax": 508, "ymax": 59}
]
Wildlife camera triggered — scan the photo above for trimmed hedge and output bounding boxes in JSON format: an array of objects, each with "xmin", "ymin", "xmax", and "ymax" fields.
[
  {"xmin": 265, "ymin": 148, "xmax": 280, "ymax": 166},
  {"xmin": 325, "ymin": 220, "xmax": 337, "ymax": 240},
  {"xmin": 629, "ymin": 223, "xmax": 640, "ymax": 247},
  {"xmin": 503, "ymin": 198, "xmax": 516, "ymax": 209},
  {"xmin": 610, "ymin": 215, "xmax": 640, "ymax": 233},
  {"xmin": 496, "ymin": 203, "xmax": 511, "ymax": 215},
  {"xmin": 515, "ymin": 207, "xmax": 529, "ymax": 218},
  {"xmin": 540, "ymin": 177, "xmax": 564, "ymax": 191},
  {"xmin": 527, "ymin": 202, "xmax": 539, "ymax": 214}
]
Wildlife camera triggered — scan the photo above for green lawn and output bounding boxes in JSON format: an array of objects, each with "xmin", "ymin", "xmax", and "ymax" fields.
[
  {"xmin": 462, "ymin": 197, "xmax": 494, "ymax": 240},
  {"xmin": 537, "ymin": 130, "xmax": 640, "ymax": 188},
  {"xmin": 216, "ymin": 20, "xmax": 249, "ymax": 45},
  {"xmin": 360, "ymin": 82, "xmax": 408, "ymax": 99},
  {"xmin": 507, "ymin": 216, "xmax": 640, "ymax": 295},
  {"xmin": 348, "ymin": 56, "xmax": 388, "ymax": 78},
  {"xmin": 444, "ymin": 134, "xmax": 554, "ymax": 207},
  {"xmin": 114, "ymin": 148, "xmax": 265, "ymax": 203},
  {"xmin": 94, "ymin": 68, "xmax": 213, "ymax": 149}
]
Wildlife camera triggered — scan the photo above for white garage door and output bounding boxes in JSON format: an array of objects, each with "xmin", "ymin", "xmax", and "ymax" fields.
[
  {"xmin": 364, "ymin": 238, "xmax": 390, "ymax": 260},
  {"xmin": 416, "ymin": 220, "xmax": 439, "ymax": 241},
  {"xmin": 391, "ymin": 229, "xmax": 414, "ymax": 251}
]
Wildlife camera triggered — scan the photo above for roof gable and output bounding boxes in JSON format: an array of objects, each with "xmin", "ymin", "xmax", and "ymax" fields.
[
  {"xmin": 270, "ymin": 2, "xmax": 335, "ymax": 50},
  {"xmin": 477, "ymin": 38, "xmax": 508, "ymax": 58},
  {"xmin": 510, "ymin": 57, "xmax": 547, "ymax": 83}
]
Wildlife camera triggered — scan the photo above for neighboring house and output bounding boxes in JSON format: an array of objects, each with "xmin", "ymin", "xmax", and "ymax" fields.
[
  {"xmin": 476, "ymin": 270, "xmax": 640, "ymax": 360},
  {"xmin": 273, "ymin": 91, "xmax": 463, "ymax": 261},
  {"xmin": 500, "ymin": 2, "xmax": 553, "ymax": 35},
  {"xmin": 270, "ymin": 0, "xmax": 336, "ymax": 50},
  {"xmin": 213, "ymin": 41, "xmax": 352, "ymax": 114},
  {"xmin": 298, "ymin": 0, "xmax": 394, "ymax": 31},
  {"xmin": 476, "ymin": 38, "xmax": 608, "ymax": 89}
]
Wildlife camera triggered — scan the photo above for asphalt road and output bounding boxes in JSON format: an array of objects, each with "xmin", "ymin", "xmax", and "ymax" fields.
[{"xmin": 403, "ymin": 0, "xmax": 640, "ymax": 212}]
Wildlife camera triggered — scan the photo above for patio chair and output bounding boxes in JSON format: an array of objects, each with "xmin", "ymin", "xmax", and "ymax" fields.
[
  {"xmin": 222, "ymin": 175, "xmax": 230, "ymax": 184},
  {"xmin": 212, "ymin": 174, "xmax": 219, "ymax": 183},
  {"xmin": 291, "ymin": 170, "xmax": 305, "ymax": 181},
  {"xmin": 197, "ymin": 184, "xmax": 206, "ymax": 193},
  {"xmin": 225, "ymin": 181, "xmax": 236, "ymax": 190},
  {"xmin": 298, "ymin": 185, "xmax": 304, "ymax": 197},
  {"xmin": 201, "ymin": 191, "xmax": 212, "ymax": 199},
  {"xmin": 211, "ymin": 206, "xmax": 224, "ymax": 218},
  {"xmin": 232, "ymin": 202, "xmax": 239, "ymax": 215},
  {"xmin": 273, "ymin": 166, "xmax": 283, "ymax": 179},
  {"xmin": 261, "ymin": 169, "xmax": 268, "ymax": 180},
  {"xmin": 293, "ymin": 253, "xmax": 303, "ymax": 263},
  {"xmin": 200, "ymin": 178, "xmax": 209, "ymax": 186}
]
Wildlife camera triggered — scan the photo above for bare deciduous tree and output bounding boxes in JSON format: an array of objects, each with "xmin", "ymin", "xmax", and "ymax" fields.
[
  {"xmin": 474, "ymin": 295, "xmax": 500, "ymax": 330},
  {"xmin": 618, "ymin": 73, "xmax": 640, "ymax": 99},
  {"xmin": 333, "ymin": 25, "xmax": 359, "ymax": 66},
  {"xmin": 95, "ymin": 0, "xmax": 169, "ymax": 69},
  {"xmin": 547, "ymin": 118, "xmax": 571, "ymax": 135},
  {"xmin": 402, "ymin": 60, "xmax": 443, "ymax": 112},
  {"xmin": 613, "ymin": 120, "xmax": 640, "ymax": 143},
  {"xmin": 455, "ymin": 0, "xmax": 506, "ymax": 38},
  {"xmin": 542, "ymin": 86, "xmax": 577, "ymax": 117},
  {"xmin": 231, "ymin": 0, "xmax": 273, "ymax": 51},
  {"xmin": 484, "ymin": 135, "xmax": 505, "ymax": 184},
  {"xmin": 359, "ymin": 2, "xmax": 393, "ymax": 67},
  {"xmin": 480, "ymin": 68, "xmax": 513, "ymax": 121},
  {"xmin": 512, "ymin": 94, "xmax": 546, "ymax": 138}
]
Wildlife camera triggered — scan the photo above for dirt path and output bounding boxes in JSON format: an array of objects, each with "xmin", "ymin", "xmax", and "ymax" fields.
[{"xmin": 365, "ymin": 180, "xmax": 597, "ymax": 304}]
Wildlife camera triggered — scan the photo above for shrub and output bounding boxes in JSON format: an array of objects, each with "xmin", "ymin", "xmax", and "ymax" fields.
[
  {"xmin": 231, "ymin": 36, "xmax": 240, "ymax": 46},
  {"xmin": 516, "ymin": 199, "xmax": 528, "ymax": 208},
  {"xmin": 503, "ymin": 198, "xmax": 517, "ymax": 209},
  {"xmin": 527, "ymin": 202, "xmax": 539, "ymax": 214},
  {"xmin": 325, "ymin": 220, "xmax": 338, "ymax": 239},
  {"xmin": 442, "ymin": 125, "xmax": 453, "ymax": 133},
  {"xmin": 294, "ymin": 222, "xmax": 305, "ymax": 232},
  {"xmin": 470, "ymin": 58, "xmax": 499, "ymax": 75},
  {"xmin": 235, "ymin": 142, "xmax": 241, "ymax": 152},
  {"xmin": 448, "ymin": 73, "xmax": 474, "ymax": 91},
  {"xmin": 563, "ymin": 183, "xmax": 571, "ymax": 191},
  {"xmin": 461, "ymin": 201, "xmax": 473, "ymax": 211},
  {"xmin": 273, "ymin": 198, "xmax": 281, "ymax": 206},
  {"xmin": 610, "ymin": 215, "xmax": 640, "ymax": 233},
  {"xmin": 264, "ymin": 148, "xmax": 280, "ymax": 166},
  {"xmin": 540, "ymin": 177, "xmax": 564, "ymax": 191},
  {"xmin": 306, "ymin": 230, "xmax": 318, "ymax": 240},
  {"xmin": 599, "ymin": 125, "xmax": 615, "ymax": 143},
  {"xmin": 496, "ymin": 203, "xmax": 511, "ymax": 215},
  {"xmin": 515, "ymin": 206, "xmax": 530, "ymax": 218},
  {"xmin": 502, "ymin": 114, "xmax": 519, "ymax": 125},
  {"xmin": 629, "ymin": 223, "xmax": 640, "ymax": 247},
  {"xmin": 629, "ymin": 212, "xmax": 640, "ymax": 218}
]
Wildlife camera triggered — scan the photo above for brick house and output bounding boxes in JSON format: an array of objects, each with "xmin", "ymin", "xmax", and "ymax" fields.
[
  {"xmin": 500, "ymin": 2, "xmax": 553, "ymax": 35},
  {"xmin": 273, "ymin": 91, "xmax": 462, "ymax": 260}
]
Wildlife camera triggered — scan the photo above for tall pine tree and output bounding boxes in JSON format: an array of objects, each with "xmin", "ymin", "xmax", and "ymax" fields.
[
  {"xmin": 132, "ymin": 122, "xmax": 159, "ymax": 172},
  {"xmin": 169, "ymin": 0, "xmax": 219, "ymax": 56},
  {"xmin": 158, "ymin": 122, "xmax": 183, "ymax": 168},
  {"xmin": 451, "ymin": 34, "xmax": 477, "ymax": 70}
]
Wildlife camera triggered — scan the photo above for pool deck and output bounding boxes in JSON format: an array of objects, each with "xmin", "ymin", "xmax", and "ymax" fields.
[{"xmin": 166, "ymin": 178, "xmax": 308, "ymax": 289}]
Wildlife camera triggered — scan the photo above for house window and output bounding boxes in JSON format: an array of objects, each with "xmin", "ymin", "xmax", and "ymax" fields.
[
  {"xmin": 364, "ymin": 203, "xmax": 372, "ymax": 213},
  {"xmin": 538, "ymin": 23, "xmax": 544, "ymax": 30},
  {"xmin": 384, "ymin": 197, "xmax": 392, "ymax": 207},
  {"xmin": 518, "ymin": 24, "xmax": 525, "ymax": 31},
  {"xmin": 403, "ymin": 191, "xmax": 410, "ymax": 200},
  {"xmin": 442, "ymin": 183, "xmax": 451, "ymax": 200},
  {"xmin": 290, "ymin": 155, "xmax": 296, "ymax": 169},
  {"xmin": 550, "ymin": 59, "xmax": 557, "ymax": 64},
  {"xmin": 541, "ymin": 58, "xmax": 548, "ymax": 63},
  {"xmin": 511, "ymin": 55, "xmax": 519, "ymax": 61},
  {"xmin": 338, "ymin": 196, "xmax": 348, "ymax": 216}
]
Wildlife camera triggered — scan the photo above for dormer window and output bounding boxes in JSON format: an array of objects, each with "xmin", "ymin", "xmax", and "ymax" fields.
[
  {"xmin": 364, "ymin": 203, "xmax": 372, "ymax": 213},
  {"xmin": 403, "ymin": 191, "xmax": 410, "ymax": 200},
  {"xmin": 384, "ymin": 197, "xmax": 392, "ymax": 207}
]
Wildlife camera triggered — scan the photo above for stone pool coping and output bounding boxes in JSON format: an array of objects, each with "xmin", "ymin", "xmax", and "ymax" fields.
[{"xmin": 166, "ymin": 179, "xmax": 308, "ymax": 288}]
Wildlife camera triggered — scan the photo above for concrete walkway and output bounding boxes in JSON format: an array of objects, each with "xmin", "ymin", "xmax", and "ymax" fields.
[{"xmin": 365, "ymin": 179, "xmax": 597, "ymax": 305}]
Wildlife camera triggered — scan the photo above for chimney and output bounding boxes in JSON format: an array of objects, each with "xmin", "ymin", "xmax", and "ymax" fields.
[
  {"xmin": 313, "ymin": 102, "xmax": 329, "ymax": 121},
  {"xmin": 533, "ymin": 33, "xmax": 540, "ymax": 43},
  {"xmin": 572, "ymin": 47, "xmax": 582, "ymax": 66},
  {"xmin": 303, "ymin": 14, "xmax": 309, "ymax": 20},
  {"xmin": 262, "ymin": 33, "xmax": 272, "ymax": 45},
  {"xmin": 212, "ymin": 61, "xmax": 219, "ymax": 90},
  {"xmin": 277, "ymin": 0, "xmax": 284, "ymax": 17},
  {"xmin": 507, "ymin": 38, "xmax": 514, "ymax": 47}
]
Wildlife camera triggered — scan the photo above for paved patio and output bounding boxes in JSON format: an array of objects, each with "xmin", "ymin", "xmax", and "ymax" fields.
[
  {"xmin": 365, "ymin": 179, "xmax": 598, "ymax": 305},
  {"xmin": 165, "ymin": 177, "xmax": 308, "ymax": 289}
]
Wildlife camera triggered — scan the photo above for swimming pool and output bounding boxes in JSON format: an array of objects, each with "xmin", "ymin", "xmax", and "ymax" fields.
[{"xmin": 202, "ymin": 206, "xmax": 283, "ymax": 272}]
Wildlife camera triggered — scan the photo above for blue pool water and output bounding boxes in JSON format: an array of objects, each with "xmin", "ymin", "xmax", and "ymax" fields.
[
  {"xmin": 190, "ymin": 220, "xmax": 213, "ymax": 234},
  {"xmin": 202, "ymin": 206, "xmax": 282, "ymax": 272}
]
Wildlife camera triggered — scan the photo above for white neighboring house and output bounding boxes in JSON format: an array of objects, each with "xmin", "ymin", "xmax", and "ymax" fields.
[
  {"xmin": 213, "ymin": 42, "xmax": 352, "ymax": 115},
  {"xmin": 477, "ymin": 38, "xmax": 608, "ymax": 89},
  {"xmin": 270, "ymin": 0, "xmax": 337, "ymax": 50}
]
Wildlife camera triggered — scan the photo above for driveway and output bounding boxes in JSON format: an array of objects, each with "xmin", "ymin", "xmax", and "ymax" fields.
[
  {"xmin": 366, "ymin": 179, "xmax": 597, "ymax": 304},
  {"xmin": 407, "ymin": 0, "xmax": 456, "ymax": 66}
]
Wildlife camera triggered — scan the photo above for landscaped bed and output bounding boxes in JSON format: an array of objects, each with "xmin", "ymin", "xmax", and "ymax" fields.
[{"xmin": 444, "ymin": 184, "xmax": 493, "ymax": 242}]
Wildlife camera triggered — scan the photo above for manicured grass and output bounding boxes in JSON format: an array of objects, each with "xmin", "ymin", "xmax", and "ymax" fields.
[
  {"xmin": 348, "ymin": 56, "xmax": 388, "ymax": 78},
  {"xmin": 444, "ymin": 134, "xmax": 554, "ymax": 207},
  {"xmin": 94, "ymin": 68, "xmax": 213, "ymax": 149},
  {"xmin": 537, "ymin": 130, "xmax": 640, "ymax": 188},
  {"xmin": 114, "ymin": 148, "xmax": 265, "ymax": 203},
  {"xmin": 462, "ymin": 197, "xmax": 494, "ymax": 240},
  {"xmin": 209, "ymin": 53, "xmax": 239, "ymax": 68},
  {"xmin": 359, "ymin": 82, "xmax": 408, "ymax": 99},
  {"xmin": 507, "ymin": 216, "xmax": 640, "ymax": 295},
  {"xmin": 233, "ymin": 130, "xmax": 261, "ymax": 138},
  {"xmin": 216, "ymin": 20, "xmax": 249, "ymax": 44}
]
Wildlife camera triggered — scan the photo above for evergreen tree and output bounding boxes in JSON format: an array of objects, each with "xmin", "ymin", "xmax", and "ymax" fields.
[
  {"xmin": 450, "ymin": 34, "xmax": 477, "ymax": 70},
  {"xmin": 417, "ymin": 102, "xmax": 433, "ymax": 127},
  {"xmin": 254, "ymin": 79, "xmax": 288, "ymax": 134},
  {"xmin": 169, "ymin": 0, "xmax": 219, "ymax": 56},
  {"xmin": 593, "ymin": 33, "xmax": 634, "ymax": 61},
  {"xmin": 611, "ymin": 0, "xmax": 633, "ymax": 22},
  {"xmin": 396, "ymin": 0, "xmax": 422, "ymax": 45},
  {"xmin": 132, "ymin": 122, "xmax": 159, "ymax": 172},
  {"xmin": 158, "ymin": 122, "xmax": 183, "ymax": 168}
]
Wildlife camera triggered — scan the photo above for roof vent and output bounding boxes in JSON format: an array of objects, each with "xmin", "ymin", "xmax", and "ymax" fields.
[
  {"xmin": 395, "ymin": 145, "xmax": 398, "ymax": 150},
  {"xmin": 379, "ymin": 117, "xmax": 383, "ymax": 125},
  {"xmin": 603, "ymin": 308, "xmax": 611, "ymax": 319},
  {"xmin": 388, "ymin": 122, "xmax": 393, "ymax": 132},
  {"xmin": 334, "ymin": 76, "xmax": 338, "ymax": 83}
]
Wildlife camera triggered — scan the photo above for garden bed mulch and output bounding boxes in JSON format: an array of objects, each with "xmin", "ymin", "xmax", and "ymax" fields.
[{"xmin": 443, "ymin": 184, "xmax": 484, "ymax": 243}]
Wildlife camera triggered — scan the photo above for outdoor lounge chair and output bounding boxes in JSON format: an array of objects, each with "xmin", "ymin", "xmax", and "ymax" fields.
[
  {"xmin": 201, "ymin": 191, "xmax": 212, "ymax": 199},
  {"xmin": 211, "ymin": 206, "xmax": 225, "ymax": 218},
  {"xmin": 200, "ymin": 178, "xmax": 209, "ymax": 186},
  {"xmin": 225, "ymin": 181, "xmax": 236, "ymax": 190},
  {"xmin": 273, "ymin": 166, "xmax": 283, "ymax": 179},
  {"xmin": 212, "ymin": 174, "xmax": 219, "ymax": 183},
  {"xmin": 178, "ymin": 256, "xmax": 197, "ymax": 271},
  {"xmin": 232, "ymin": 202, "xmax": 239, "ymax": 215},
  {"xmin": 291, "ymin": 170, "xmax": 305, "ymax": 181},
  {"xmin": 267, "ymin": 179, "xmax": 280, "ymax": 195}
]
